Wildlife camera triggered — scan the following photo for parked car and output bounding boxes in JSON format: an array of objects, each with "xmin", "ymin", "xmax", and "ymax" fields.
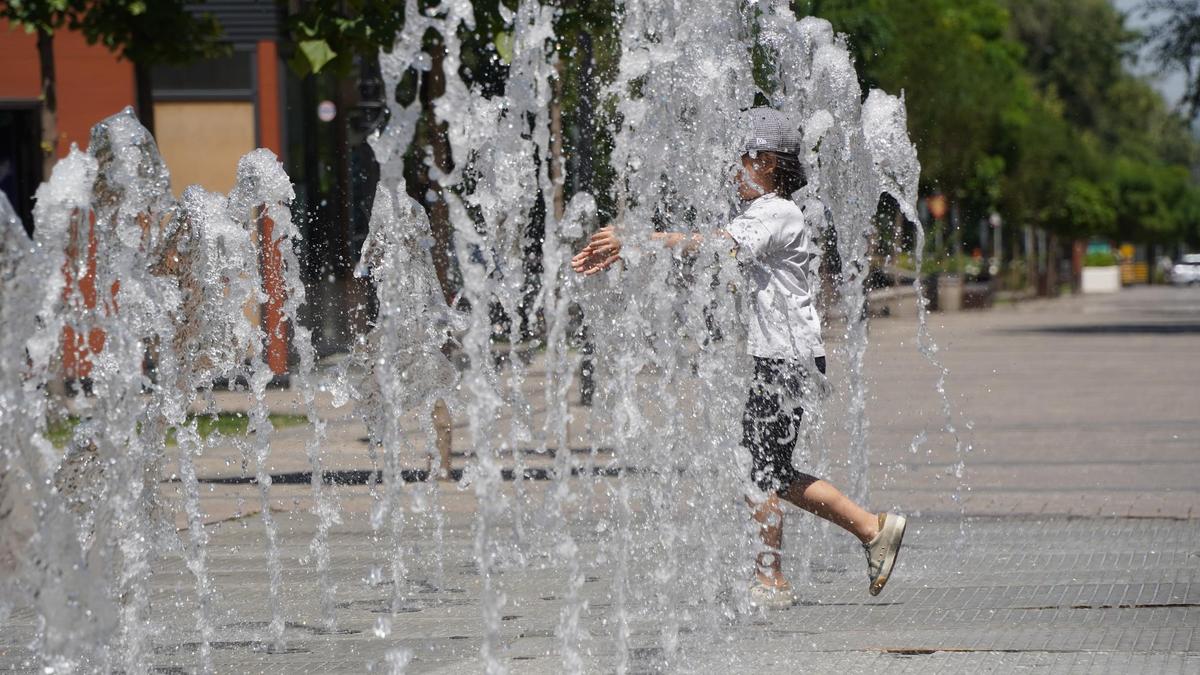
[{"xmin": 1171, "ymin": 254, "xmax": 1200, "ymax": 285}]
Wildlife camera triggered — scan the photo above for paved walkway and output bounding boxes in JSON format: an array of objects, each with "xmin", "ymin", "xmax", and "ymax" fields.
[{"xmin": 2, "ymin": 286, "xmax": 1198, "ymax": 672}]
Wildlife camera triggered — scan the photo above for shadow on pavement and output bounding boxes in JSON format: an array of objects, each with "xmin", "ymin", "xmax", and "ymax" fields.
[{"xmin": 1000, "ymin": 322, "xmax": 1200, "ymax": 335}]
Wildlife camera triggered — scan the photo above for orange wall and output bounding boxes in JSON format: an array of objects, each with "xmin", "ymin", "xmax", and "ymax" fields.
[
  {"xmin": 2, "ymin": 22, "xmax": 132, "ymax": 380},
  {"xmin": 0, "ymin": 20, "xmax": 135, "ymax": 156},
  {"xmin": 0, "ymin": 23, "xmax": 40, "ymax": 96},
  {"xmin": 2, "ymin": 25, "xmax": 293, "ymax": 377}
]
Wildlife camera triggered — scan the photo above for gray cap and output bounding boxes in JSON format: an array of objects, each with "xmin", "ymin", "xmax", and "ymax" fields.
[{"xmin": 743, "ymin": 107, "xmax": 802, "ymax": 156}]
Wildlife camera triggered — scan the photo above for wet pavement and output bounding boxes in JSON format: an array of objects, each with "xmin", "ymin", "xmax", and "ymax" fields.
[{"xmin": 2, "ymin": 285, "xmax": 1198, "ymax": 673}]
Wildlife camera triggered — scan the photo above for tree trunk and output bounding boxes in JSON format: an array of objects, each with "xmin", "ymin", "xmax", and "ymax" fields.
[
  {"xmin": 549, "ymin": 59, "xmax": 566, "ymax": 221},
  {"xmin": 421, "ymin": 39, "xmax": 454, "ymax": 299},
  {"xmin": 1024, "ymin": 226, "xmax": 1036, "ymax": 292},
  {"xmin": 36, "ymin": 30, "xmax": 57, "ymax": 181},
  {"xmin": 301, "ymin": 74, "xmax": 322, "ymax": 264},
  {"xmin": 1035, "ymin": 229, "xmax": 1049, "ymax": 296},
  {"xmin": 36, "ymin": 29, "xmax": 69, "ymax": 401},
  {"xmin": 571, "ymin": 30, "xmax": 595, "ymax": 197},
  {"xmin": 1046, "ymin": 233, "xmax": 1059, "ymax": 296},
  {"xmin": 331, "ymin": 77, "xmax": 354, "ymax": 277},
  {"xmin": 134, "ymin": 62, "xmax": 156, "ymax": 135},
  {"xmin": 1071, "ymin": 239, "xmax": 1085, "ymax": 293}
]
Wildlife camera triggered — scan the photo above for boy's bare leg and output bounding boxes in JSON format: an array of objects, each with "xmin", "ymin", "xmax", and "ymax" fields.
[
  {"xmin": 751, "ymin": 494, "xmax": 789, "ymax": 588},
  {"xmin": 779, "ymin": 474, "xmax": 880, "ymax": 544}
]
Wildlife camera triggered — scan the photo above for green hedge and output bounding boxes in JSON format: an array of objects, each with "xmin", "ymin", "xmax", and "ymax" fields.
[{"xmin": 1084, "ymin": 251, "xmax": 1118, "ymax": 267}]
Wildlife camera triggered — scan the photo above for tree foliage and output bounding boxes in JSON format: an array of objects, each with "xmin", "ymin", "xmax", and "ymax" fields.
[
  {"xmin": 0, "ymin": 0, "xmax": 71, "ymax": 33},
  {"xmin": 71, "ymin": 0, "xmax": 226, "ymax": 66},
  {"xmin": 2, "ymin": 1, "xmax": 226, "ymax": 65},
  {"xmin": 3, "ymin": 0, "xmax": 228, "ymax": 146},
  {"xmin": 1142, "ymin": 0, "xmax": 1200, "ymax": 121},
  {"xmin": 280, "ymin": 0, "xmax": 1199, "ymax": 247},
  {"xmin": 1003, "ymin": 0, "xmax": 1199, "ymax": 246},
  {"xmin": 284, "ymin": 0, "xmax": 407, "ymax": 76},
  {"xmin": 797, "ymin": 0, "xmax": 1199, "ymax": 247}
]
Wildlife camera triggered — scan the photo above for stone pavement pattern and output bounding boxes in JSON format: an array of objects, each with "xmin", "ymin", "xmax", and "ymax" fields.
[{"xmin": 1, "ymin": 286, "xmax": 1198, "ymax": 673}]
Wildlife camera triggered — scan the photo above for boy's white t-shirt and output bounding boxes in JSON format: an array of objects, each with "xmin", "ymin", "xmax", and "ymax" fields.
[{"xmin": 723, "ymin": 192, "xmax": 825, "ymax": 363}]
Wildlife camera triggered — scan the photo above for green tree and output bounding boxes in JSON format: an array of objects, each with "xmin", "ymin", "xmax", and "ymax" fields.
[
  {"xmin": 809, "ymin": 0, "xmax": 1028, "ymax": 240},
  {"xmin": 72, "ymin": 0, "xmax": 227, "ymax": 135},
  {"xmin": 1, "ymin": 0, "xmax": 226, "ymax": 177},
  {"xmin": 283, "ymin": 0, "xmax": 406, "ymax": 76},
  {"xmin": 1096, "ymin": 77, "xmax": 1187, "ymax": 161},
  {"xmin": 998, "ymin": 89, "xmax": 1111, "ymax": 238},
  {"xmin": 1002, "ymin": 0, "xmax": 1198, "ymax": 247},
  {"xmin": 1111, "ymin": 158, "xmax": 1195, "ymax": 244},
  {"xmin": 799, "ymin": 0, "xmax": 1199, "ymax": 288},
  {"xmin": 1143, "ymin": 0, "xmax": 1200, "ymax": 121},
  {"xmin": 1006, "ymin": 0, "xmax": 1130, "ymax": 130},
  {"xmin": 791, "ymin": 0, "xmax": 894, "ymax": 90},
  {"xmin": 1, "ymin": 0, "xmax": 74, "ymax": 179}
]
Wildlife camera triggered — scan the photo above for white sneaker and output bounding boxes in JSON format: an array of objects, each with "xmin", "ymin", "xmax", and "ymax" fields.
[
  {"xmin": 863, "ymin": 512, "xmax": 907, "ymax": 596},
  {"xmin": 748, "ymin": 580, "xmax": 796, "ymax": 610}
]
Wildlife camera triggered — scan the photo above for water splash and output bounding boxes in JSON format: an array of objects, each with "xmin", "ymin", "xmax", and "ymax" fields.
[
  {"xmin": 860, "ymin": 88, "xmax": 969, "ymax": 535},
  {"xmin": 0, "ymin": 3, "xmax": 959, "ymax": 672},
  {"xmin": 169, "ymin": 184, "xmax": 261, "ymax": 672},
  {"xmin": 0, "ymin": 110, "xmax": 327, "ymax": 670},
  {"xmin": 1, "ymin": 149, "xmax": 114, "ymax": 671},
  {"xmin": 354, "ymin": 184, "xmax": 464, "ymax": 614},
  {"xmin": 86, "ymin": 110, "xmax": 183, "ymax": 673}
]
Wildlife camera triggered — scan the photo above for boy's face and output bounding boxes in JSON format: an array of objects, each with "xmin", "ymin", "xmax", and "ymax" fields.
[{"xmin": 735, "ymin": 152, "xmax": 776, "ymax": 201}]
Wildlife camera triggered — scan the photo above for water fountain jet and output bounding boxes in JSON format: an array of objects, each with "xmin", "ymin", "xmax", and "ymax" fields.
[{"xmin": 0, "ymin": 4, "xmax": 969, "ymax": 672}]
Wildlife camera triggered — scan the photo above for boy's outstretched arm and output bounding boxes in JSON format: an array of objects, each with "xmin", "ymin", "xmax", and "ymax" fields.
[
  {"xmin": 572, "ymin": 226, "xmax": 623, "ymax": 275},
  {"xmin": 571, "ymin": 226, "xmax": 734, "ymax": 275}
]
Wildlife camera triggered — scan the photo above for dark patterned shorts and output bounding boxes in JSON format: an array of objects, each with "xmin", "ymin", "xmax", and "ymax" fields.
[{"xmin": 742, "ymin": 355, "xmax": 826, "ymax": 494}]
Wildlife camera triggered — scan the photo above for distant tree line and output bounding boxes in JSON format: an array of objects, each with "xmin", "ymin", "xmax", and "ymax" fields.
[{"xmin": 803, "ymin": 0, "xmax": 1200, "ymax": 261}]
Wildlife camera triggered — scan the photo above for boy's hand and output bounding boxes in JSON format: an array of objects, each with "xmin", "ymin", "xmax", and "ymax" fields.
[{"xmin": 571, "ymin": 226, "xmax": 622, "ymax": 275}]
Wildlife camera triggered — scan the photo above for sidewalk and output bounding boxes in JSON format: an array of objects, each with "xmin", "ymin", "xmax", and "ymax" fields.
[
  {"xmin": 2, "ymin": 286, "xmax": 1197, "ymax": 672},
  {"xmin": 172, "ymin": 285, "xmax": 1200, "ymax": 525}
]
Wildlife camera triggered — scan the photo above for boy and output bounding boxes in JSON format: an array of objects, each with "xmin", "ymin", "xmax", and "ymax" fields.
[{"xmin": 571, "ymin": 108, "xmax": 906, "ymax": 609}]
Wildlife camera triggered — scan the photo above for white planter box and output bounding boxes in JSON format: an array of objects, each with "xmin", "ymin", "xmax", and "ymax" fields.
[{"xmin": 1082, "ymin": 266, "xmax": 1121, "ymax": 293}]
